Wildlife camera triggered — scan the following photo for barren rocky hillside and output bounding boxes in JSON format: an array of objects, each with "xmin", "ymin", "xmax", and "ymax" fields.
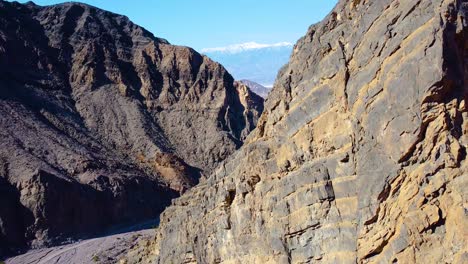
[
  {"xmin": 0, "ymin": 0, "xmax": 263, "ymax": 257},
  {"xmin": 132, "ymin": 0, "xmax": 468, "ymax": 263}
]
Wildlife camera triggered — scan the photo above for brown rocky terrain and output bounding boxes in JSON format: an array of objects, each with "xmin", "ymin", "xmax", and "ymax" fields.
[
  {"xmin": 240, "ymin": 80, "xmax": 270, "ymax": 98},
  {"xmin": 0, "ymin": 0, "xmax": 263, "ymax": 258},
  {"xmin": 130, "ymin": 0, "xmax": 468, "ymax": 263}
]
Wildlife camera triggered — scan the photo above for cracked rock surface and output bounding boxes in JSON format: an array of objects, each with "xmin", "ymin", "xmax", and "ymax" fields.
[
  {"xmin": 131, "ymin": 0, "xmax": 468, "ymax": 263},
  {"xmin": 0, "ymin": 1, "xmax": 263, "ymax": 257}
]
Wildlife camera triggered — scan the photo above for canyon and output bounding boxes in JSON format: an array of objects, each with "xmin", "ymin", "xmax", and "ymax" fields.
[
  {"xmin": 1, "ymin": 0, "xmax": 467, "ymax": 263},
  {"xmin": 0, "ymin": 0, "xmax": 263, "ymax": 257}
]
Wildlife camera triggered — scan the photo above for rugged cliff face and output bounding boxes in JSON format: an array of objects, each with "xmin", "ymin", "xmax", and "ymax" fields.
[
  {"xmin": 0, "ymin": 1, "xmax": 263, "ymax": 256},
  {"xmin": 240, "ymin": 80, "xmax": 270, "ymax": 98},
  {"xmin": 135, "ymin": 0, "xmax": 468, "ymax": 263}
]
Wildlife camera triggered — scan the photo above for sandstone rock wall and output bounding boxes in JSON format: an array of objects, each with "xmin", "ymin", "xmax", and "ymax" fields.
[{"xmin": 136, "ymin": 0, "xmax": 467, "ymax": 263}]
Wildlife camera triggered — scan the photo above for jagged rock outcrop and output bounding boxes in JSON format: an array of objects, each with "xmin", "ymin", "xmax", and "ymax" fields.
[
  {"xmin": 233, "ymin": 81, "xmax": 265, "ymax": 139},
  {"xmin": 240, "ymin": 80, "xmax": 270, "ymax": 98},
  {"xmin": 0, "ymin": 0, "xmax": 263, "ymax": 257},
  {"xmin": 133, "ymin": 0, "xmax": 468, "ymax": 263}
]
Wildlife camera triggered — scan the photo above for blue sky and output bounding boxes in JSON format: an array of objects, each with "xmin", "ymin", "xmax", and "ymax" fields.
[{"xmin": 10, "ymin": 0, "xmax": 337, "ymax": 51}]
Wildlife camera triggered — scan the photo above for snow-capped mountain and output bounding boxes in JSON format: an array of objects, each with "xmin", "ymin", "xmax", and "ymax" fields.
[
  {"xmin": 202, "ymin": 42, "xmax": 293, "ymax": 87},
  {"xmin": 201, "ymin": 42, "xmax": 292, "ymax": 54}
]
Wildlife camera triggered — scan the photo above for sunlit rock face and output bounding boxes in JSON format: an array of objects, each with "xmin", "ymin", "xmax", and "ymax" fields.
[
  {"xmin": 0, "ymin": 1, "xmax": 263, "ymax": 256},
  {"xmin": 134, "ymin": 0, "xmax": 468, "ymax": 263}
]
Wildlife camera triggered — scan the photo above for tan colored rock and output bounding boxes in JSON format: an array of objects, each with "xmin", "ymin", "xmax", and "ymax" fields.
[{"xmin": 129, "ymin": 0, "xmax": 468, "ymax": 263}]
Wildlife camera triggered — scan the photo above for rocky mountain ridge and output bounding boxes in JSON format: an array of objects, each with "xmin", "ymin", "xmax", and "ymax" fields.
[
  {"xmin": 203, "ymin": 43, "xmax": 292, "ymax": 88},
  {"xmin": 240, "ymin": 80, "xmax": 270, "ymax": 98},
  {"xmin": 131, "ymin": 0, "xmax": 468, "ymax": 263},
  {"xmin": 0, "ymin": 0, "xmax": 263, "ymax": 257}
]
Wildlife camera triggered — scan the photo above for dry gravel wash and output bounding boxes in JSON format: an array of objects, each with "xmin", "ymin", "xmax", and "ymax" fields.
[{"xmin": 6, "ymin": 228, "xmax": 152, "ymax": 264}]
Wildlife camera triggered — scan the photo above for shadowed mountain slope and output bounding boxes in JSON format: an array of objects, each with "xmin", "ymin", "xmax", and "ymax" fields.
[{"xmin": 0, "ymin": 0, "xmax": 263, "ymax": 256}]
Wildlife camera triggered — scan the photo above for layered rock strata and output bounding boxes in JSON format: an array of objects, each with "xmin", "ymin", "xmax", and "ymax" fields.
[{"xmin": 135, "ymin": 0, "xmax": 468, "ymax": 263}]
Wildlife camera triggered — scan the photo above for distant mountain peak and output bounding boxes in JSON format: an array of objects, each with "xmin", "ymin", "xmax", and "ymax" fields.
[
  {"xmin": 203, "ymin": 42, "xmax": 292, "ymax": 87},
  {"xmin": 201, "ymin": 41, "xmax": 293, "ymax": 54}
]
